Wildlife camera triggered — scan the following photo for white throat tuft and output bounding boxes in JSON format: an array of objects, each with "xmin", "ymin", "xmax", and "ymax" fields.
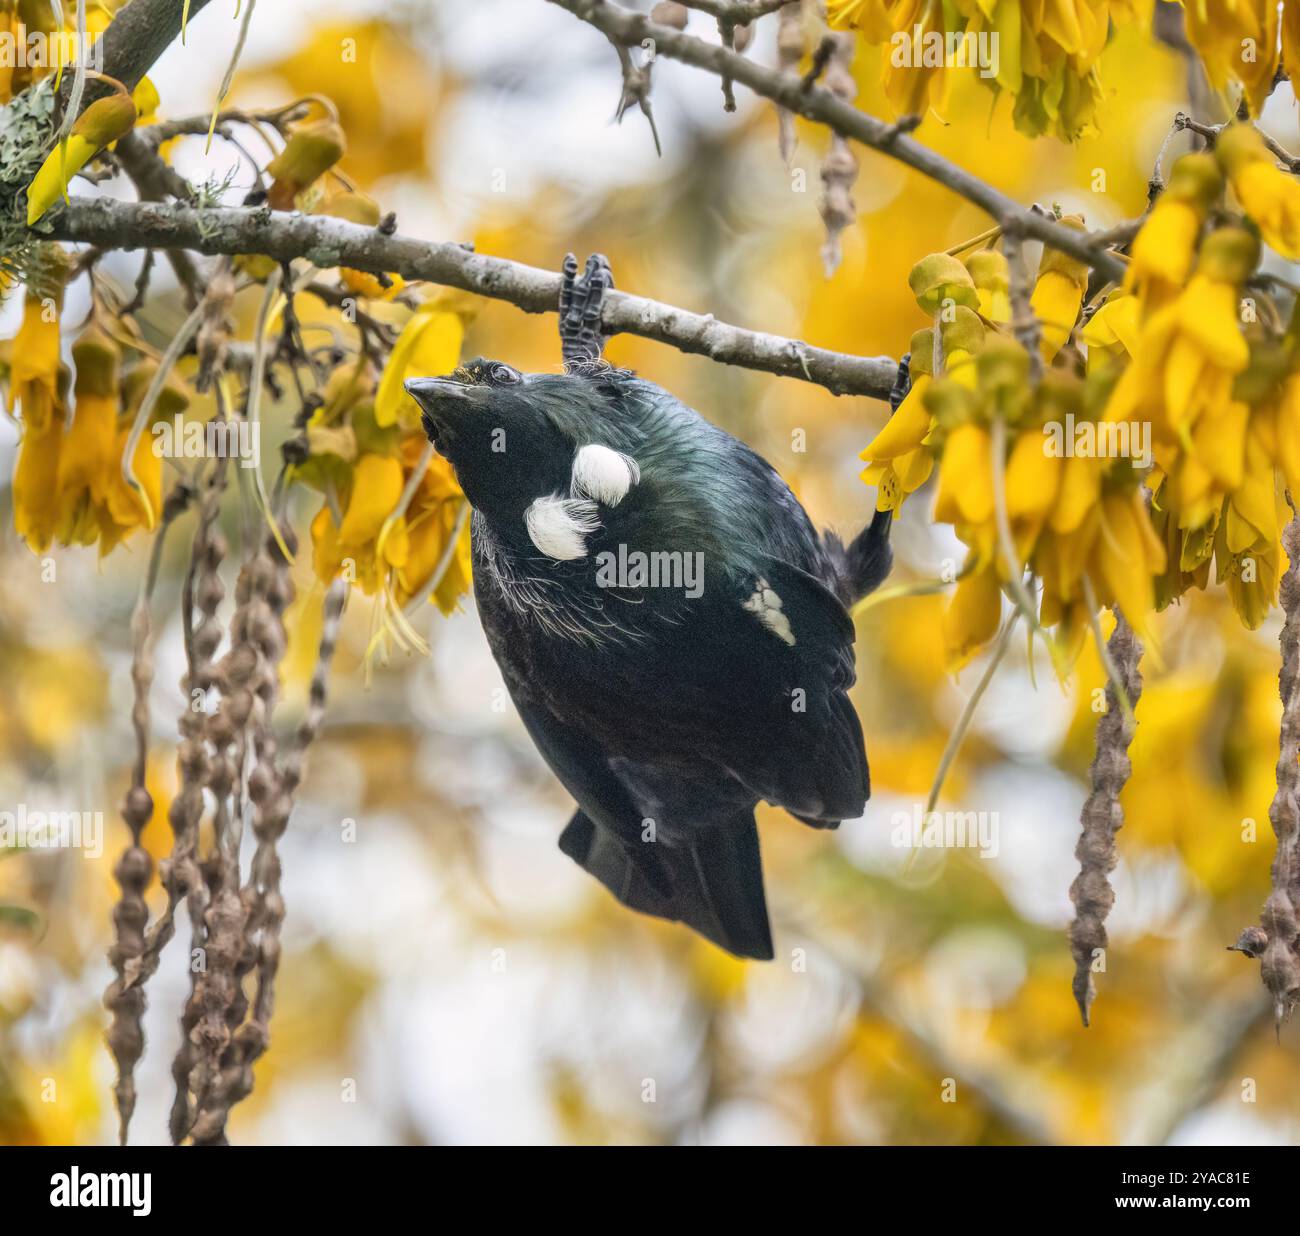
[
  {"xmin": 524, "ymin": 494, "xmax": 601, "ymax": 560},
  {"xmin": 571, "ymin": 443, "xmax": 640, "ymax": 506}
]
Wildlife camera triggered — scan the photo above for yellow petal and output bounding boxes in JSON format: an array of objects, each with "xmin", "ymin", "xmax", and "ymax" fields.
[
  {"xmin": 338, "ymin": 454, "xmax": 405, "ymax": 547},
  {"xmin": 1126, "ymin": 199, "xmax": 1200, "ymax": 295},
  {"xmin": 1048, "ymin": 454, "xmax": 1100, "ymax": 534},
  {"xmin": 10, "ymin": 299, "xmax": 62, "ymax": 431},
  {"xmin": 897, "ymin": 444, "xmax": 934, "ymax": 493},
  {"xmin": 1080, "ymin": 293, "xmax": 1140, "ymax": 357},
  {"xmin": 1030, "ymin": 270, "xmax": 1083, "ymax": 359},
  {"xmin": 1277, "ymin": 379, "xmax": 1300, "ymax": 496},
  {"xmin": 1094, "ymin": 494, "xmax": 1159, "ymax": 634},
  {"xmin": 105, "ymin": 427, "xmax": 160, "ymax": 533},
  {"xmin": 1174, "ymin": 276, "xmax": 1249, "ymax": 372},
  {"xmin": 1005, "ymin": 432, "xmax": 1062, "ymax": 522},
  {"xmin": 26, "ymin": 134, "xmax": 97, "ymax": 225},
  {"xmin": 942, "ymin": 565, "xmax": 1002, "ymax": 669},
  {"xmin": 860, "ymin": 375, "xmax": 931, "ymax": 460},
  {"xmin": 935, "ymin": 422, "xmax": 994, "ymax": 526},
  {"xmin": 13, "ymin": 420, "xmax": 62, "ymax": 552},
  {"xmin": 57, "ymin": 392, "xmax": 116, "ymax": 505},
  {"xmin": 375, "ymin": 306, "xmax": 464, "ymax": 427}
]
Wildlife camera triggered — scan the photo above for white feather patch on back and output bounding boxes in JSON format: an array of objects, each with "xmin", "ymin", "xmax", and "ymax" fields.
[
  {"xmin": 742, "ymin": 577, "xmax": 796, "ymax": 646},
  {"xmin": 571, "ymin": 443, "xmax": 640, "ymax": 506},
  {"xmin": 524, "ymin": 494, "xmax": 601, "ymax": 560}
]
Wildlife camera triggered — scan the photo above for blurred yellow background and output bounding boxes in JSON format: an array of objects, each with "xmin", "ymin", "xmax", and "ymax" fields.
[{"xmin": 0, "ymin": 0, "xmax": 1296, "ymax": 1145}]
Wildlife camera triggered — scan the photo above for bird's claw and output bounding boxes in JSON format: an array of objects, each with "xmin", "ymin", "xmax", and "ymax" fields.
[
  {"xmin": 560, "ymin": 253, "xmax": 614, "ymax": 370},
  {"xmin": 888, "ymin": 353, "xmax": 912, "ymax": 414}
]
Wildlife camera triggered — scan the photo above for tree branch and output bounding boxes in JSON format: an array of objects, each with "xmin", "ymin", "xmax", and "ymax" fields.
[
  {"xmin": 681, "ymin": 0, "xmax": 788, "ymax": 20},
  {"xmin": 549, "ymin": 0, "xmax": 1128, "ymax": 284},
  {"xmin": 42, "ymin": 197, "xmax": 898, "ymax": 397}
]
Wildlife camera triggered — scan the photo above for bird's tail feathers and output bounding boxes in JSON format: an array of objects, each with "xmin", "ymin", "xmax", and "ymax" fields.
[{"xmin": 559, "ymin": 809, "xmax": 775, "ymax": 961}]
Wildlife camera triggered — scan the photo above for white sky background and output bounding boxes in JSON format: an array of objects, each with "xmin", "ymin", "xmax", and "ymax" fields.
[{"xmin": 152, "ymin": 0, "xmax": 763, "ymax": 238}]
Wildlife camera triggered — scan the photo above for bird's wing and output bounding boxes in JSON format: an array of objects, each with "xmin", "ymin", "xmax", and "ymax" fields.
[
  {"xmin": 510, "ymin": 689, "xmax": 775, "ymax": 959},
  {"xmin": 665, "ymin": 554, "xmax": 871, "ymax": 824}
]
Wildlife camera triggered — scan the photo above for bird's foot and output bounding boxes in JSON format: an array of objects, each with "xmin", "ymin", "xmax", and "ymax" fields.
[
  {"xmin": 559, "ymin": 253, "xmax": 614, "ymax": 370},
  {"xmin": 888, "ymin": 352, "xmax": 912, "ymax": 413}
]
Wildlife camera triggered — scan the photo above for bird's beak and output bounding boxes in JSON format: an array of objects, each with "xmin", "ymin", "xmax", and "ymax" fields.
[{"xmin": 405, "ymin": 376, "xmax": 476, "ymax": 444}]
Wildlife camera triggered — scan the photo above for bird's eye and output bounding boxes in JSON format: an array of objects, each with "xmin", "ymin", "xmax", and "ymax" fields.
[{"xmin": 489, "ymin": 363, "xmax": 521, "ymax": 386}]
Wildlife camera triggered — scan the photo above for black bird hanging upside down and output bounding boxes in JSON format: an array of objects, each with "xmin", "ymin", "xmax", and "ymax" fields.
[{"xmin": 406, "ymin": 256, "xmax": 905, "ymax": 960}]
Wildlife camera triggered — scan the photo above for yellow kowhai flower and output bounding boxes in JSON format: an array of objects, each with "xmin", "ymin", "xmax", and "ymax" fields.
[
  {"xmin": 861, "ymin": 367, "xmax": 931, "ymax": 463},
  {"xmin": 1005, "ymin": 373, "xmax": 1086, "ymax": 548},
  {"xmin": 857, "ymin": 361, "xmax": 930, "ymax": 517},
  {"xmin": 1221, "ymin": 526, "xmax": 1282, "ymax": 630},
  {"xmin": 55, "ymin": 325, "xmax": 121, "ymax": 549},
  {"xmin": 968, "ymin": 0, "xmax": 1113, "ymax": 140},
  {"xmin": 1087, "ymin": 483, "xmax": 1167, "ymax": 641},
  {"xmin": 1123, "ymin": 152, "xmax": 1222, "ymax": 316},
  {"xmin": 936, "ymin": 305, "xmax": 985, "ymax": 386},
  {"xmin": 1286, "ymin": 2, "xmax": 1300, "ymax": 107},
  {"xmin": 932, "ymin": 409, "xmax": 994, "ymax": 528},
  {"xmin": 1182, "ymin": 0, "xmax": 1279, "ymax": 118},
  {"xmin": 131, "ymin": 77, "xmax": 161, "ymax": 126},
  {"xmin": 1215, "ymin": 123, "xmax": 1300, "ymax": 261},
  {"xmin": 909, "ymin": 251, "xmax": 980, "ymax": 319},
  {"xmin": 863, "ymin": 256, "xmax": 987, "ymax": 513},
  {"xmin": 831, "ymin": 0, "xmax": 1125, "ymax": 141},
  {"xmin": 1222, "ymin": 419, "xmax": 1278, "ymax": 559},
  {"xmin": 826, "ymin": 0, "xmax": 894, "ymax": 42},
  {"xmin": 1009, "ymin": 61, "xmax": 1105, "ymax": 144},
  {"xmin": 1050, "ymin": 451, "xmax": 1105, "ymax": 537},
  {"xmin": 880, "ymin": 0, "xmax": 953, "ymax": 121},
  {"xmin": 965, "ymin": 249, "xmax": 1010, "ymax": 324},
  {"xmin": 311, "ymin": 437, "xmax": 471, "ymax": 664},
  {"xmin": 1168, "ymin": 398, "xmax": 1250, "ymax": 531},
  {"xmin": 1107, "ymin": 226, "xmax": 1258, "ymax": 444},
  {"xmin": 1030, "ymin": 217, "xmax": 1090, "ymax": 360},
  {"xmin": 1213, "ymin": 433, "xmax": 1286, "ymax": 630},
  {"xmin": 1035, "ymin": 471, "xmax": 1165, "ymax": 654},
  {"xmin": 1149, "ymin": 481, "xmax": 1215, "ymax": 611},
  {"xmin": 1274, "ymin": 368, "xmax": 1300, "ymax": 500},
  {"xmin": 96, "ymin": 365, "xmax": 188, "ymax": 550},
  {"xmin": 933, "ymin": 344, "xmax": 1030, "ymax": 564},
  {"xmin": 393, "ymin": 434, "xmax": 471, "ymax": 614},
  {"xmin": 859, "ymin": 331, "xmax": 935, "ymax": 514},
  {"xmin": 6, "ymin": 282, "xmax": 63, "ymax": 433},
  {"xmin": 26, "ymin": 91, "xmax": 138, "ymax": 225},
  {"xmin": 312, "ymin": 451, "xmax": 409, "ymax": 597},
  {"xmin": 13, "ymin": 415, "xmax": 64, "ymax": 553},
  {"xmin": 942, "ymin": 557, "xmax": 1002, "ymax": 669},
  {"xmin": 864, "ymin": 312, "xmax": 1009, "ymax": 520},
  {"xmin": 266, "ymin": 115, "xmax": 346, "ymax": 212},
  {"xmin": 1079, "ymin": 291, "xmax": 1140, "ymax": 369},
  {"xmin": 1004, "ymin": 423, "xmax": 1061, "ymax": 551},
  {"xmin": 375, "ymin": 299, "xmax": 468, "ymax": 428},
  {"xmin": 99, "ymin": 421, "xmax": 162, "ymax": 554},
  {"xmin": 1036, "ymin": 528, "xmax": 1096, "ymax": 667}
]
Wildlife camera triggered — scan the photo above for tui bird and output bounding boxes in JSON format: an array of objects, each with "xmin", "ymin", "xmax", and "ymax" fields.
[{"xmin": 405, "ymin": 256, "xmax": 904, "ymax": 960}]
